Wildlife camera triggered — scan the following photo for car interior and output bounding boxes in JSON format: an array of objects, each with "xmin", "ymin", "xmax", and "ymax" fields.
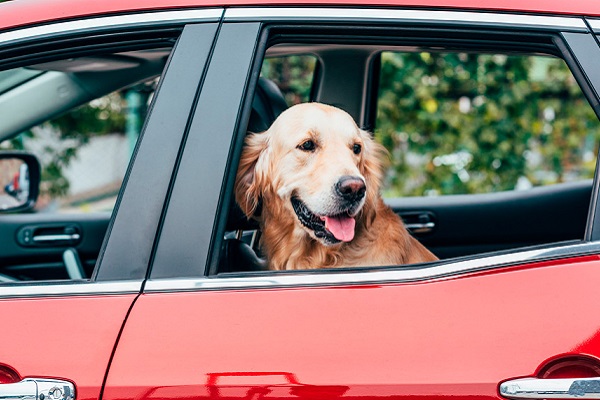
[{"xmin": 0, "ymin": 33, "xmax": 595, "ymax": 281}]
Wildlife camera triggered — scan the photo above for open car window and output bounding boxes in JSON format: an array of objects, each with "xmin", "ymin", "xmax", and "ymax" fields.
[{"xmin": 213, "ymin": 28, "xmax": 600, "ymax": 276}]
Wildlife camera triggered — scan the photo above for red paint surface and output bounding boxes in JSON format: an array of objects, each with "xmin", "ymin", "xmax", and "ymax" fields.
[
  {"xmin": 1, "ymin": 0, "xmax": 600, "ymax": 33},
  {"xmin": 103, "ymin": 257, "xmax": 600, "ymax": 400},
  {"xmin": 0, "ymin": 294, "xmax": 135, "ymax": 400}
]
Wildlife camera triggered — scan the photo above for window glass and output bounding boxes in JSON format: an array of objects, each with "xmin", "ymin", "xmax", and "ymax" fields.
[
  {"xmin": 375, "ymin": 52, "xmax": 599, "ymax": 197},
  {"xmin": 0, "ymin": 54, "xmax": 165, "ymax": 213},
  {"xmin": 2, "ymin": 84, "xmax": 154, "ymax": 213}
]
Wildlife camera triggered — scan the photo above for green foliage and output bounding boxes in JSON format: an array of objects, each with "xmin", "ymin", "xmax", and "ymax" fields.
[
  {"xmin": 40, "ymin": 92, "xmax": 126, "ymax": 197},
  {"xmin": 375, "ymin": 52, "xmax": 600, "ymax": 197},
  {"xmin": 50, "ymin": 92, "xmax": 127, "ymax": 139},
  {"xmin": 261, "ymin": 55, "xmax": 316, "ymax": 105}
]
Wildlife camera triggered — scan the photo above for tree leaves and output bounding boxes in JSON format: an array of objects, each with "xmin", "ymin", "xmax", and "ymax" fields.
[{"xmin": 375, "ymin": 52, "xmax": 600, "ymax": 196}]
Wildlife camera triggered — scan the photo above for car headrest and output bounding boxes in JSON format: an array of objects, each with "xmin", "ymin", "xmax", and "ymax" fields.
[
  {"xmin": 247, "ymin": 77, "xmax": 289, "ymax": 133},
  {"xmin": 226, "ymin": 77, "xmax": 288, "ymax": 231}
]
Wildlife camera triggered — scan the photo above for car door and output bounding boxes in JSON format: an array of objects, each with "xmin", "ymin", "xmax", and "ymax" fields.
[
  {"xmin": 103, "ymin": 8, "xmax": 600, "ymax": 400},
  {"xmin": 0, "ymin": 8, "xmax": 220, "ymax": 400}
]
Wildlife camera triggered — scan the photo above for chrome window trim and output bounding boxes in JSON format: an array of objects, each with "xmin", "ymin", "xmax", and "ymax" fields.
[
  {"xmin": 144, "ymin": 241, "xmax": 600, "ymax": 293},
  {"xmin": 587, "ymin": 19, "xmax": 600, "ymax": 32},
  {"xmin": 0, "ymin": 280, "xmax": 142, "ymax": 298},
  {"xmin": 224, "ymin": 7, "xmax": 586, "ymax": 31},
  {"xmin": 0, "ymin": 9, "xmax": 223, "ymax": 47}
]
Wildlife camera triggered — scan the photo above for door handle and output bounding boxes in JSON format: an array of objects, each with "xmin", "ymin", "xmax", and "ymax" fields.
[
  {"xmin": 403, "ymin": 221, "xmax": 435, "ymax": 233},
  {"xmin": 17, "ymin": 225, "xmax": 81, "ymax": 247},
  {"xmin": 0, "ymin": 378, "xmax": 75, "ymax": 400},
  {"xmin": 33, "ymin": 233, "xmax": 81, "ymax": 244},
  {"xmin": 399, "ymin": 211, "xmax": 436, "ymax": 234},
  {"xmin": 500, "ymin": 377, "xmax": 600, "ymax": 399}
]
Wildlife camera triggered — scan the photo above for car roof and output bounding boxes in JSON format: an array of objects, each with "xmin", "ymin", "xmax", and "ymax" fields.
[{"xmin": 1, "ymin": 0, "xmax": 600, "ymax": 32}]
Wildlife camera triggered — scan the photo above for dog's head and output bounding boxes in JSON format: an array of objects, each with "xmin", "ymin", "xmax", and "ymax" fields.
[{"xmin": 235, "ymin": 103, "xmax": 386, "ymax": 246}]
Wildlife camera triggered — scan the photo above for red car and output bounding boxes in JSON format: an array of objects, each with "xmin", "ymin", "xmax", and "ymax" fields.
[{"xmin": 1, "ymin": 0, "xmax": 600, "ymax": 399}]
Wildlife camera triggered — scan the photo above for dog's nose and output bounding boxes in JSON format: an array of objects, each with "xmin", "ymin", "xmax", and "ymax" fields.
[{"xmin": 336, "ymin": 176, "xmax": 366, "ymax": 202}]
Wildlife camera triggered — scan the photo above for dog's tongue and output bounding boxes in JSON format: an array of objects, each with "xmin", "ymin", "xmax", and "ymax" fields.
[{"xmin": 324, "ymin": 215, "xmax": 356, "ymax": 242}]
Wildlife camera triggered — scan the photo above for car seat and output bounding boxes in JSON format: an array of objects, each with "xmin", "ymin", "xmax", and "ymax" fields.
[{"xmin": 219, "ymin": 77, "xmax": 289, "ymax": 273}]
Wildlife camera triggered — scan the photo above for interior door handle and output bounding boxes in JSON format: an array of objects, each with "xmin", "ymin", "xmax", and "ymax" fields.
[
  {"xmin": 33, "ymin": 233, "xmax": 81, "ymax": 244},
  {"xmin": 17, "ymin": 225, "xmax": 81, "ymax": 247},
  {"xmin": 500, "ymin": 377, "xmax": 600, "ymax": 399},
  {"xmin": 403, "ymin": 221, "xmax": 435, "ymax": 232},
  {"xmin": 399, "ymin": 211, "xmax": 436, "ymax": 234},
  {"xmin": 0, "ymin": 378, "xmax": 75, "ymax": 400}
]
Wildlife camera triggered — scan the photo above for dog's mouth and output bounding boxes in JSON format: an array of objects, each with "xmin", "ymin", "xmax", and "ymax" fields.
[{"xmin": 291, "ymin": 197, "xmax": 357, "ymax": 245}]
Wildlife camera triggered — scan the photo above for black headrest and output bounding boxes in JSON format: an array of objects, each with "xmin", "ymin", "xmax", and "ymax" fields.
[
  {"xmin": 227, "ymin": 78, "xmax": 288, "ymax": 231},
  {"xmin": 248, "ymin": 77, "xmax": 289, "ymax": 133}
]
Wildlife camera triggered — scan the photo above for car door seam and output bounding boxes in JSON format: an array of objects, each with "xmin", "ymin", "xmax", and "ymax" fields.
[{"xmin": 97, "ymin": 291, "xmax": 143, "ymax": 400}]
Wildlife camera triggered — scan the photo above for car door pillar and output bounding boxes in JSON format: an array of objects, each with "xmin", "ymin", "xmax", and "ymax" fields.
[
  {"xmin": 94, "ymin": 22, "xmax": 220, "ymax": 281},
  {"xmin": 149, "ymin": 22, "xmax": 264, "ymax": 279}
]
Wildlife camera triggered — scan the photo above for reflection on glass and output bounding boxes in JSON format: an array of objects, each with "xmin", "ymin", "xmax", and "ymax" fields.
[{"xmin": 0, "ymin": 159, "xmax": 29, "ymax": 210}]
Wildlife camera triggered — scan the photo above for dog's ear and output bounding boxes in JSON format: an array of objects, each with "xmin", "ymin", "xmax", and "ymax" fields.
[
  {"xmin": 358, "ymin": 129, "xmax": 388, "ymax": 198},
  {"xmin": 235, "ymin": 132, "xmax": 271, "ymax": 219}
]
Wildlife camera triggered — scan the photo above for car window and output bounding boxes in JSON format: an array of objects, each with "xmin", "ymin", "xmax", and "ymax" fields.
[
  {"xmin": 1, "ymin": 71, "xmax": 159, "ymax": 214},
  {"xmin": 0, "ymin": 46, "xmax": 173, "ymax": 282},
  {"xmin": 375, "ymin": 52, "xmax": 599, "ymax": 197},
  {"xmin": 217, "ymin": 30, "xmax": 600, "ymax": 275}
]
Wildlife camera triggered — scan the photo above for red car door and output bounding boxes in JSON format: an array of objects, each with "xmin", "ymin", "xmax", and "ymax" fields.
[
  {"xmin": 103, "ymin": 7, "xmax": 600, "ymax": 400},
  {"xmin": 0, "ymin": 291, "xmax": 136, "ymax": 400},
  {"xmin": 0, "ymin": 7, "xmax": 219, "ymax": 400},
  {"xmin": 103, "ymin": 256, "xmax": 600, "ymax": 400}
]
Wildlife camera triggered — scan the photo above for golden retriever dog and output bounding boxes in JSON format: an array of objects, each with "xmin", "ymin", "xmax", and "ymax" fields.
[{"xmin": 235, "ymin": 102, "xmax": 437, "ymax": 270}]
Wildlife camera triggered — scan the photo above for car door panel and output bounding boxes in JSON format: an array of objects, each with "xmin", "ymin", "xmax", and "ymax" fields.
[
  {"xmin": 392, "ymin": 181, "xmax": 591, "ymax": 260},
  {"xmin": 0, "ymin": 293, "xmax": 135, "ymax": 400},
  {"xmin": 0, "ymin": 213, "xmax": 110, "ymax": 280},
  {"xmin": 103, "ymin": 256, "xmax": 600, "ymax": 400}
]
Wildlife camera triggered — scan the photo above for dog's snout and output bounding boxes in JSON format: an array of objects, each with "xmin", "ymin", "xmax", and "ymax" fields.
[{"xmin": 336, "ymin": 176, "xmax": 366, "ymax": 201}]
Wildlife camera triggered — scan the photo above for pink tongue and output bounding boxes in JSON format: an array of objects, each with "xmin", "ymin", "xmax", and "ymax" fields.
[{"xmin": 324, "ymin": 215, "xmax": 356, "ymax": 242}]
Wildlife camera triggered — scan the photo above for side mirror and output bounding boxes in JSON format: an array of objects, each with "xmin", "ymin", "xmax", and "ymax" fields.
[{"xmin": 0, "ymin": 151, "xmax": 40, "ymax": 213}]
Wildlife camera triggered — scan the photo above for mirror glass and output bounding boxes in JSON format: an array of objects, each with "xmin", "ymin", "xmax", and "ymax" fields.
[{"xmin": 0, "ymin": 158, "xmax": 30, "ymax": 211}]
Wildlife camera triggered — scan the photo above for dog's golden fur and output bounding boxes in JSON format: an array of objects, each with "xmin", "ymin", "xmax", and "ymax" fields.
[{"xmin": 235, "ymin": 102, "xmax": 437, "ymax": 270}]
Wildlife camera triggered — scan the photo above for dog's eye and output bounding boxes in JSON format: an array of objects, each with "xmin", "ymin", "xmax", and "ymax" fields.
[
  {"xmin": 353, "ymin": 143, "xmax": 362, "ymax": 155},
  {"xmin": 298, "ymin": 140, "xmax": 316, "ymax": 152}
]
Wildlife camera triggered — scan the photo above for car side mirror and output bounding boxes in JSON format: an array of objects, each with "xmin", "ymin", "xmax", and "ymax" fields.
[{"xmin": 0, "ymin": 151, "xmax": 41, "ymax": 213}]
